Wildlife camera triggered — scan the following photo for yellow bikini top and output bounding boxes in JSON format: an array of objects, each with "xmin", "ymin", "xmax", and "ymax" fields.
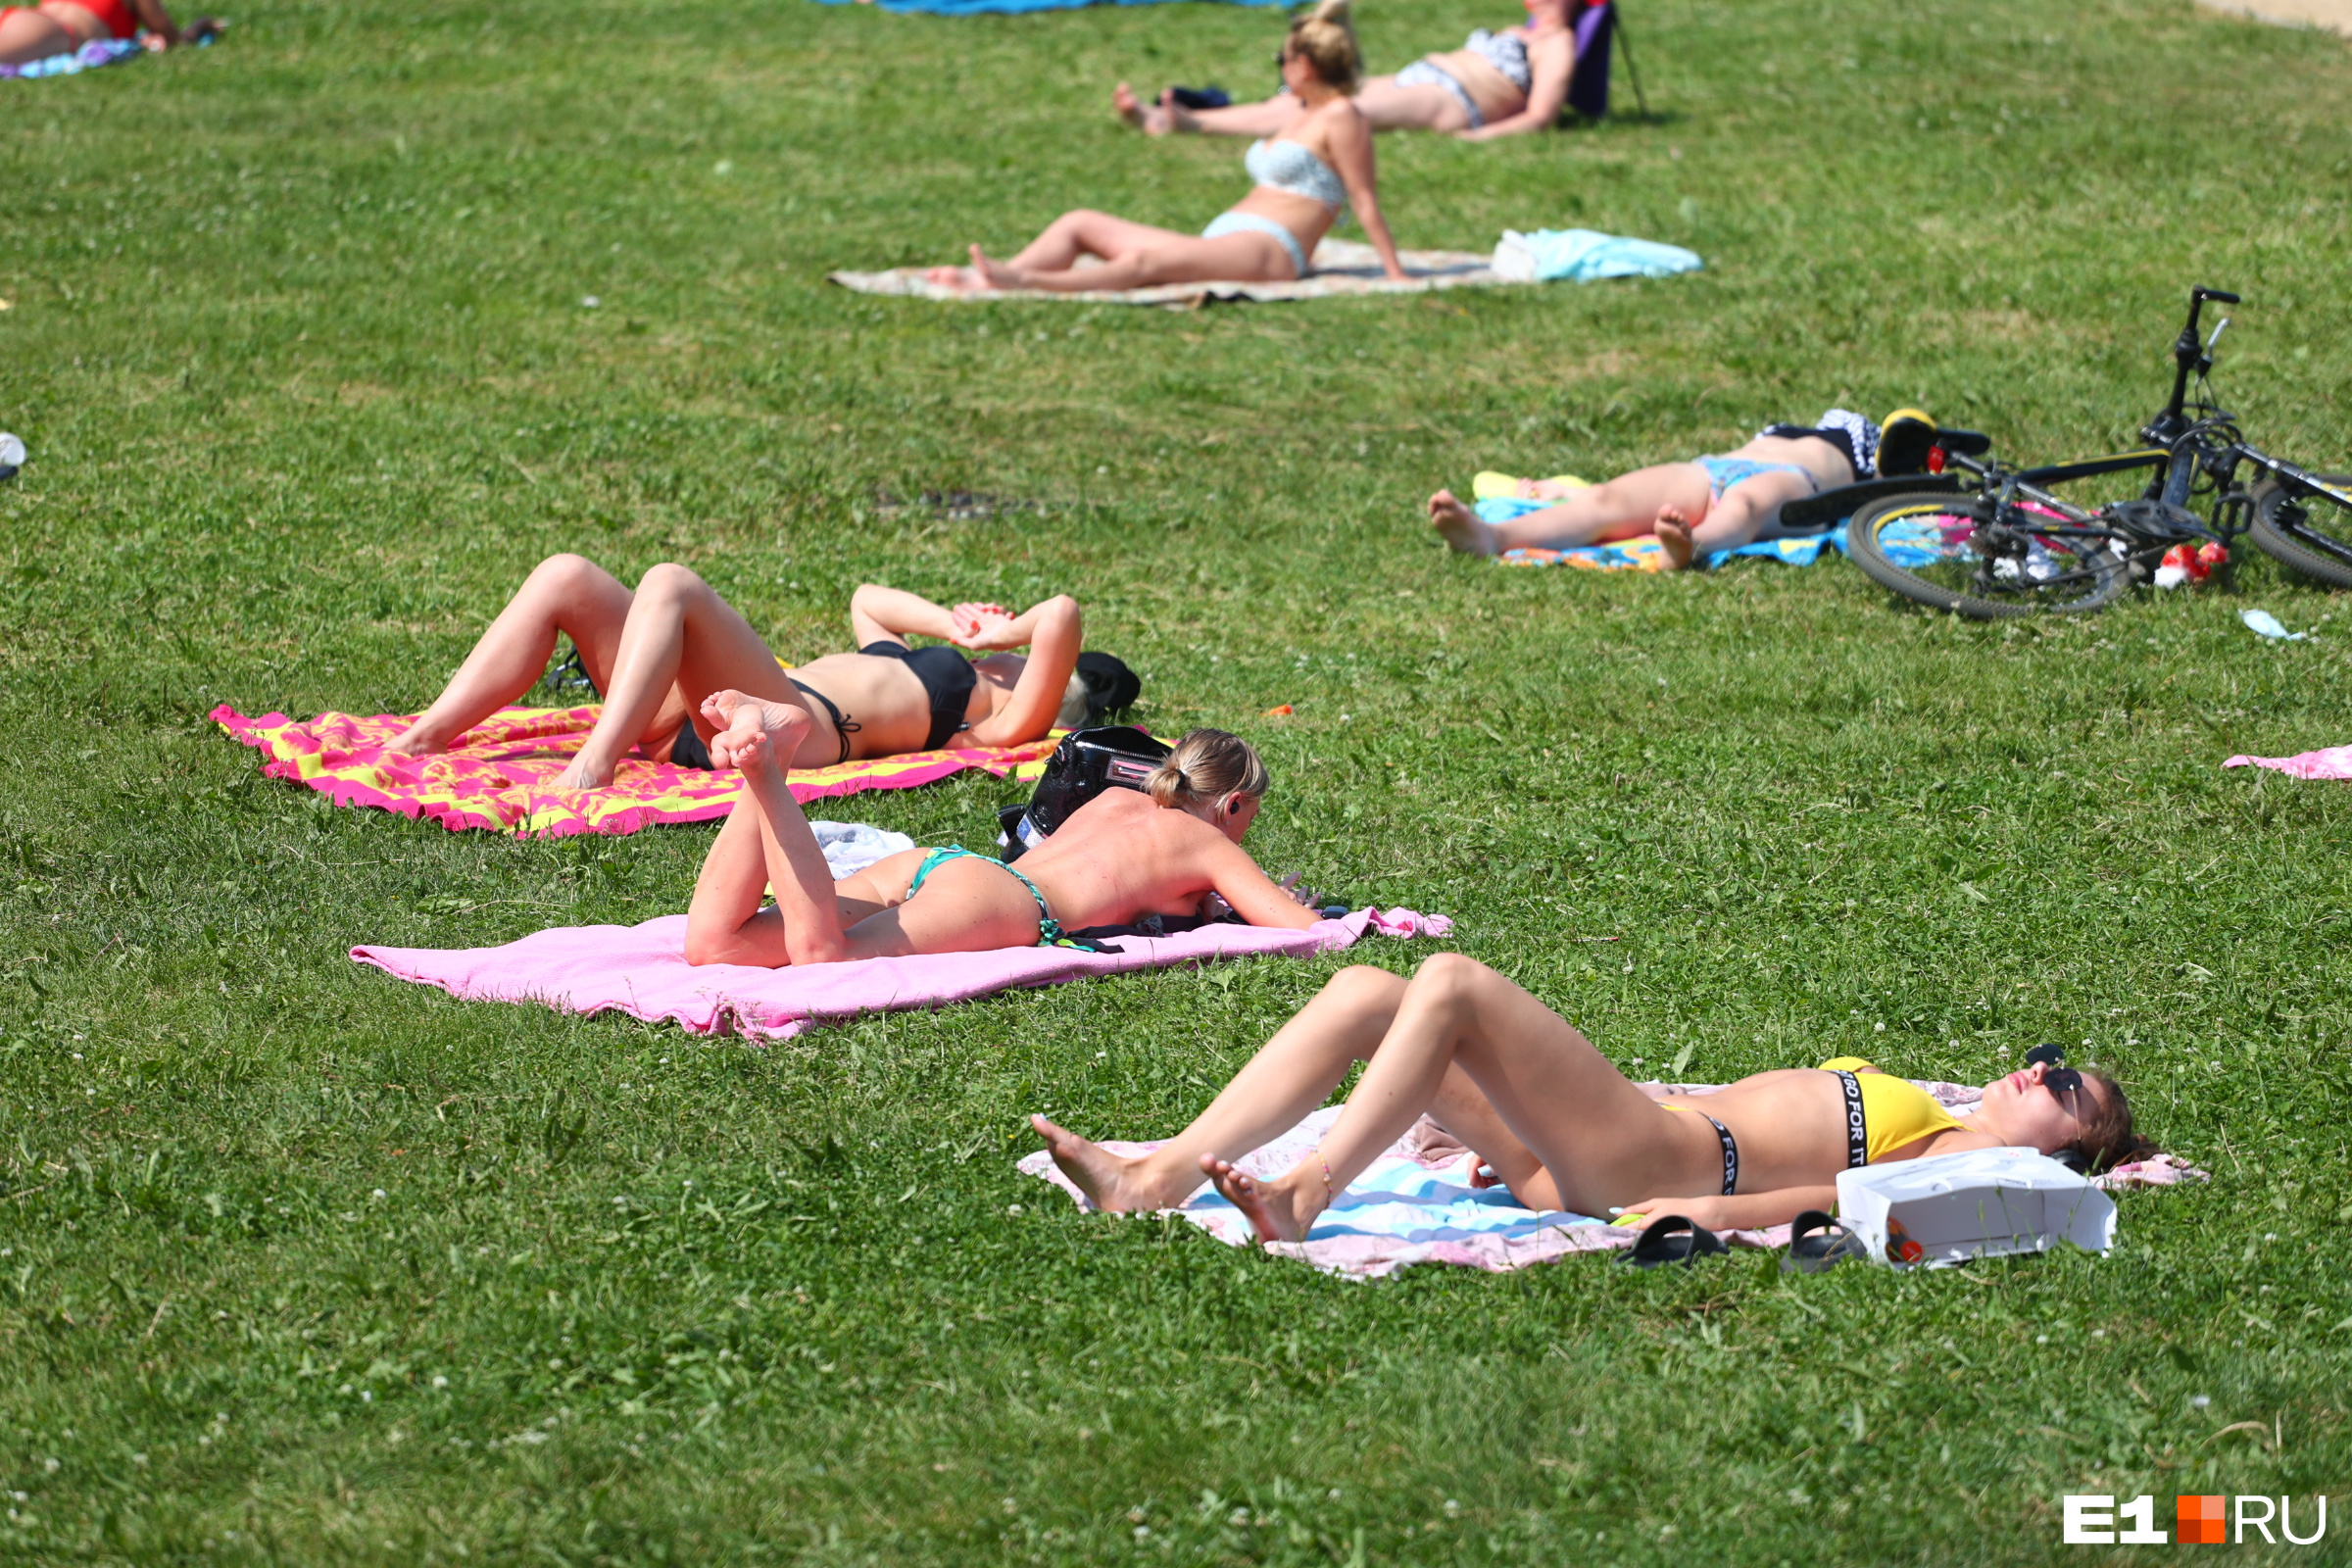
[{"xmin": 1817, "ymin": 1057, "xmax": 1968, "ymax": 1163}]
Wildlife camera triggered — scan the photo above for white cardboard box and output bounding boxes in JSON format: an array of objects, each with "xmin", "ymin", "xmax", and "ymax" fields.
[{"xmin": 1835, "ymin": 1147, "xmax": 2116, "ymax": 1269}]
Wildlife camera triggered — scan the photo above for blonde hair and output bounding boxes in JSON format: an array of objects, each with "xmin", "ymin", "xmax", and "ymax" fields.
[
  {"xmin": 1147, "ymin": 728, "xmax": 1271, "ymax": 813},
  {"xmin": 1285, "ymin": 0, "xmax": 1362, "ymax": 95},
  {"xmin": 1055, "ymin": 672, "xmax": 1090, "ymax": 730}
]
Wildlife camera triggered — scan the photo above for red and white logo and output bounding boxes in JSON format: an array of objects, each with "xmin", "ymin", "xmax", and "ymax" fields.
[{"xmin": 2063, "ymin": 1494, "xmax": 2328, "ymax": 1546}]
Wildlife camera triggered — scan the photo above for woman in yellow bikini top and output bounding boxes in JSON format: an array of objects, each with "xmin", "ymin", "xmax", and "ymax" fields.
[{"xmin": 1026, "ymin": 955, "xmax": 2152, "ymax": 1246}]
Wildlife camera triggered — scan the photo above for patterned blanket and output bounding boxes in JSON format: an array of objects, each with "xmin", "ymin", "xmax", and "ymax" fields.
[{"xmin": 213, "ymin": 704, "xmax": 1062, "ymax": 838}]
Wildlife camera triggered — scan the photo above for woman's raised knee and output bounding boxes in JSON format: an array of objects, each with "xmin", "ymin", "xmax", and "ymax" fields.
[
  {"xmin": 636, "ymin": 562, "xmax": 713, "ymax": 604},
  {"xmin": 1410, "ymin": 951, "xmax": 1499, "ymax": 997}
]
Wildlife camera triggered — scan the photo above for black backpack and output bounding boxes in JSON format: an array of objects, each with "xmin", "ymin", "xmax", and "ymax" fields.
[{"xmin": 996, "ymin": 725, "xmax": 1170, "ymax": 861}]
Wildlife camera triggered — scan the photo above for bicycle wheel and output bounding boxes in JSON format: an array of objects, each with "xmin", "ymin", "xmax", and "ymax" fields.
[
  {"xmin": 1846, "ymin": 493, "xmax": 2132, "ymax": 618},
  {"xmin": 2250, "ymin": 475, "xmax": 2352, "ymax": 591}
]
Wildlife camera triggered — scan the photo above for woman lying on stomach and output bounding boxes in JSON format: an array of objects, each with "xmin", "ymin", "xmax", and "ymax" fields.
[
  {"xmin": 685, "ymin": 714, "xmax": 1320, "ymax": 967},
  {"xmin": 387, "ymin": 557, "xmax": 1123, "ymax": 790},
  {"xmin": 1033, "ymin": 956, "xmax": 2148, "ymax": 1241},
  {"xmin": 1429, "ymin": 409, "xmax": 1882, "ymax": 564},
  {"xmin": 928, "ymin": 0, "xmax": 1403, "ymax": 292}
]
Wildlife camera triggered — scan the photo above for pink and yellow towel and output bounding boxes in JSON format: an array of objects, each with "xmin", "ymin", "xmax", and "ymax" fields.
[{"xmin": 212, "ymin": 704, "xmax": 1064, "ymax": 839}]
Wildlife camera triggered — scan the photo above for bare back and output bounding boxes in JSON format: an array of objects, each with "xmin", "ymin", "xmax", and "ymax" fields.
[{"xmin": 1007, "ymin": 791, "xmax": 1319, "ymax": 932}]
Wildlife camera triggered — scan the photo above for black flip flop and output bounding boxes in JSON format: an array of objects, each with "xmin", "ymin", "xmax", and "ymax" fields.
[
  {"xmin": 1621, "ymin": 1213, "xmax": 1728, "ymax": 1269},
  {"xmin": 1781, "ymin": 1209, "xmax": 1868, "ymax": 1274}
]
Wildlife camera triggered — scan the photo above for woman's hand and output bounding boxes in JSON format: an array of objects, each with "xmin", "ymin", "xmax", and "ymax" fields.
[
  {"xmin": 950, "ymin": 602, "xmax": 1015, "ymax": 646},
  {"xmin": 1616, "ymin": 1195, "xmax": 1733, "ymax": 1230}
]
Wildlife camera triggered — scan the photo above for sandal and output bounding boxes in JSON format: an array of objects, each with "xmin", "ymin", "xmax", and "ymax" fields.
[
  {"xmin": 1621, "ymin": 1213, "xmax": 1728, "ymax": 1269},
  {"xmin": 1781, "ymin": 1209, "xmax": 1869, "ymax": 1274}
]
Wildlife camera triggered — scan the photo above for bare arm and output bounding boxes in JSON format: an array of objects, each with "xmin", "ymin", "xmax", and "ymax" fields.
[
  {"xmin": 1323, "ymin": 105, "xmax": 1408, "ymax": 281},
  {"xmin": 848, "ymin": 584, "xmax": 959, "ymax": 649},
  {"xmin": 1202, "ymin": 834, "xmax": 1323, "ymax": 930},
  {"xmin": 1617, "ymin": 1185, "xmax": 1843, "ymax": 1232},
  {"xmin": 125, "ymin": 0, "xmax": 184, "ymax": 42},
  {"xmin": 1457, "ymin": 33, "xmax": 1574, "ymax": 140},
  {"xmin": 964, "ymin": 595, "xmax": 1082, "ymax": 746}
]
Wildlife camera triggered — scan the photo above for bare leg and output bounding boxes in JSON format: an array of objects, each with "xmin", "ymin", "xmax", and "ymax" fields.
[
  {"xmin": 684, "ymin": 695, "xmax": 845, "ymax": 967},
  {"xmin": 1430, "ymin": 465, "xmax": 1715, "ymax": 556},
  {"xmin": 387, "ymin": 554, "xmax": 637, "ymax": 760},
  {"xmin": 1203, "ymin": 954, "xmax": 1709, "ymax": 1241},
  {"xmin": 552, "ymin": 563, "xmax": 799, "ymax": 789},
  {"xmin": 1159, "ymin": 90, "xmax": 1296, "ymax": 138},
  {"xmin": 1667, "ymin": 472, "xmax": 1814, "ymax": 568},
  {"xmin": 1031, "ymin": 965, "xmax": 1409, "ymax": 1210},
  {"xmin": 0, "ymin": 7, "xmax": 78, "ymax": 63}
]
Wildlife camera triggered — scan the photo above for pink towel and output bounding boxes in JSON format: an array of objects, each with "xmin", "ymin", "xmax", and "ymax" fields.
[
  {"xmin": 350, "ymin": 907, "xmax": 1453, "ymax": 1042},
  {"xmin": 2225, "ymin": 745, "xmax": 2352, "ymax": 780}
]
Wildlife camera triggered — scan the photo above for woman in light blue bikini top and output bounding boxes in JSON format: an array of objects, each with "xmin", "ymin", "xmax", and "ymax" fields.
[
  {"xmin": 926, "ymin": 0, "xmax": 1406, "ymax": 293},
  {"xmin": 1242, "ymin": 136, "xmax": 1350, "ymax": 218}
]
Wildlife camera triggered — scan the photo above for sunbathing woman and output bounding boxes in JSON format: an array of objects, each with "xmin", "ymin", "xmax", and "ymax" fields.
[
  {"xmin": 0, "ymin": 0, "xmax": 218, "ymax": 65},
  {"xmin": 386, "ymin": 557, "xmax": 1125, "ymax": 790},
  {"xmin": 929, "ymin": 0, "xmax": 1404, "ymax": 291},
  {"xmin": 1034, "ymin": 956, "xmax": 2149, "ymax": 1241},
  {"xmin": 1117, "ymin": 0, "xmax": 1581, "ymax": 142},
  {"xmin": 684, "ymin": 715, "xmax": 1319, "ymax": 966},
  {"xmin": 1428, "ymin": 409, "xmax": 1884, "ymax": 565}
]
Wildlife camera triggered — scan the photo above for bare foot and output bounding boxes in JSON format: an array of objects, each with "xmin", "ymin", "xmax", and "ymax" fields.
[
  {"xmin": 1429, "ymin": 489, "xmax": 1498, "ymax": 557},
  {"xmin": 551, "ymin": 753, "xmax": 619, "ymax": 791},
  {"xmin": 1653, "ymin": 504, "xmax": 1696, "ymax": 569},
  {"xmin": 1031, "ymin": 1114, "xmax": 1184, "ymax": 1212},
  {"xmin": 1113, "ymin": 81, "xmax": 1170, "ymax": 133},
  {"xmin": 1158, "ymin": 88, "xmax": 1199, "ymax": 134},
  {"xmin": 923, "ymin": 263, "xmax": 983, "ymax": 291},
  {"xmin": 700, "ymin": 689, "xmax": 812, "ymax": 772},
  {"xmin": 382, "ymin": 725, "xmax": 450, "ymax": 760},
  {"xmin": 1200, "ymin": 1153, "xmax": 1316, "ymax": 1244},
  {"xmin": 966, "ymin": 245, "xmax": 1022, "ymax": 290}
]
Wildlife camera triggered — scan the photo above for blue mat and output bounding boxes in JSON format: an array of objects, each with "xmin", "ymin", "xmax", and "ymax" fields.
[
  {"xmin": 814, "ymin": 0, "xmax": 1275, "ymax": 13},
  {"xmin": 1, "ymin": 37, "xmax": 142, "ymax": 79}
]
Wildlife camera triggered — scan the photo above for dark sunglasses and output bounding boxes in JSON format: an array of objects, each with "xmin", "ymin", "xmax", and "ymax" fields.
[{"xmin": 2024, "ymin": 1043, "xmax": 2084, "ymax": 1100}]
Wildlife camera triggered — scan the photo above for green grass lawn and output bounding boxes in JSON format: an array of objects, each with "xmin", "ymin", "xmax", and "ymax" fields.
[{"xmin": 4, "ymin": 0, "xmax": 2352, "ymax": 1559}]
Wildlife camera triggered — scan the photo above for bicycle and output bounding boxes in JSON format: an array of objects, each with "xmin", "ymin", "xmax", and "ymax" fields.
[{"xmin": 1836, "ymin": 287, "xmax": 2352, "ymax": 618}]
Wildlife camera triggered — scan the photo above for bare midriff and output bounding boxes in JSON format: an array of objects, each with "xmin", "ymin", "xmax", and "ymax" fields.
[
  {"xmin": 1225, "ymin": 186, "xmax": 1337, "ymax": 250},
  {"xmin": 1419, "ymin": 46, "xmax": 1531, "ymax": 120}
]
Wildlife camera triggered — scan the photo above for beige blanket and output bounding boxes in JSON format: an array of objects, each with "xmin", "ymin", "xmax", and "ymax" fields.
[{"xmin": 827, "ymin": 240, "xmax": 1517, "ymax": 308}]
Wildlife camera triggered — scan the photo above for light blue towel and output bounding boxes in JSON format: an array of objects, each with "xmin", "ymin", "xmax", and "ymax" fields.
[
  {"xmin": 0, "ymin": 37, "xmax": 143, "ymax": 79},
  {"xmin": 1475, "ymin": 495, "xmax": 1846, "ymax": 568},
  {"xmin": 1499, "ymin": 228, "xmax": 1702, "ymax": 283}
]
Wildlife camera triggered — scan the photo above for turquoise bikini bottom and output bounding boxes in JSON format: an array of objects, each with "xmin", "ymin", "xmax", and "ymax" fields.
[{"xmin": 904, "ymin": 846, "xmax": 1065, "ymax": 946}]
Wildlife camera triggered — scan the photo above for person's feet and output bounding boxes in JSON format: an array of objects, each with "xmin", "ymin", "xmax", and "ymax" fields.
[
  {"xmin": 700, "ymin": 689, "xmax": 811, "ymax": 773},
  {"xmin": 1429, "ymin": 489, "xmax": 1499, "ymax": 557},
  {"xmin": 1200, "ymin": 1153, "xmax": 1319, "ymax": 1244},
  {"xmin": 1159, "ymin": 88, "xmax": 1200, "ymax": 134},
  {"xmin": 551, "ymin": 752, "xmax": 620, "ymax": 791},
  {"xmin": 924, "ymin": 246, "xmax": 1020, "ymax": 293},
  {"xmin": 1653, "ymin": 504, "xmax": 1696, "ymax": 569},
  {"xmin": 1030, "ymin": 1114, "xmax": 1184, "ymax": 1211},
  {"xmin": 1113, "ymin": 81, "xmax": 1172, "ymax": 134},
  {"xmin": 381, "ymin": 725, "xmax": 449, "ymax": 760}
]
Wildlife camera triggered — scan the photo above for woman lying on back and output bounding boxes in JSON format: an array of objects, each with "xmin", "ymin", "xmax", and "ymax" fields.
[
  {"xmin": 1034, "ymin": 956, "xmax": 2149, "ymax": 1240},
  {"xmin": 684, "ymin": 713, "xmax": 1320, "ymax": 966},
  {"xmin": 387, "ymin": 556, "xmax": 1124, "ymax": 790},
  {"xmin": 928, "ymin": 0, "xmax": 1403, "ymax": 292},
  {"xmin": 1119, "ymin": 0, "xmax": 1582, "ymax": 142},
  {"xmin": 0, "ymin": 0, "xmax": 218, "ymax": 66}
]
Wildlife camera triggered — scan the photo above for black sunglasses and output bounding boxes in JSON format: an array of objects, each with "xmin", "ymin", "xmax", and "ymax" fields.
[{"xmin": 2024, "ymin": 1043, "xmax": 2084, "ymax": 1100}]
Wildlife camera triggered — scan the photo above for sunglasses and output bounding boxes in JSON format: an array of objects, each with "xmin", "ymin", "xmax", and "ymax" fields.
[{"xmin": 2024, "ymin": 1043, "xmax": 2084, "ymax": 1101}]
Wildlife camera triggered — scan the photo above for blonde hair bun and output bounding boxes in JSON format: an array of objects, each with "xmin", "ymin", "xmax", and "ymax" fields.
[
  {"xmin": 1286, "ymin": 0, "xmax": 1363, "ymax": 94},
  {"xmin": 1146, "ymin": 729, "xmax": 1272, "ymax": 814}
]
